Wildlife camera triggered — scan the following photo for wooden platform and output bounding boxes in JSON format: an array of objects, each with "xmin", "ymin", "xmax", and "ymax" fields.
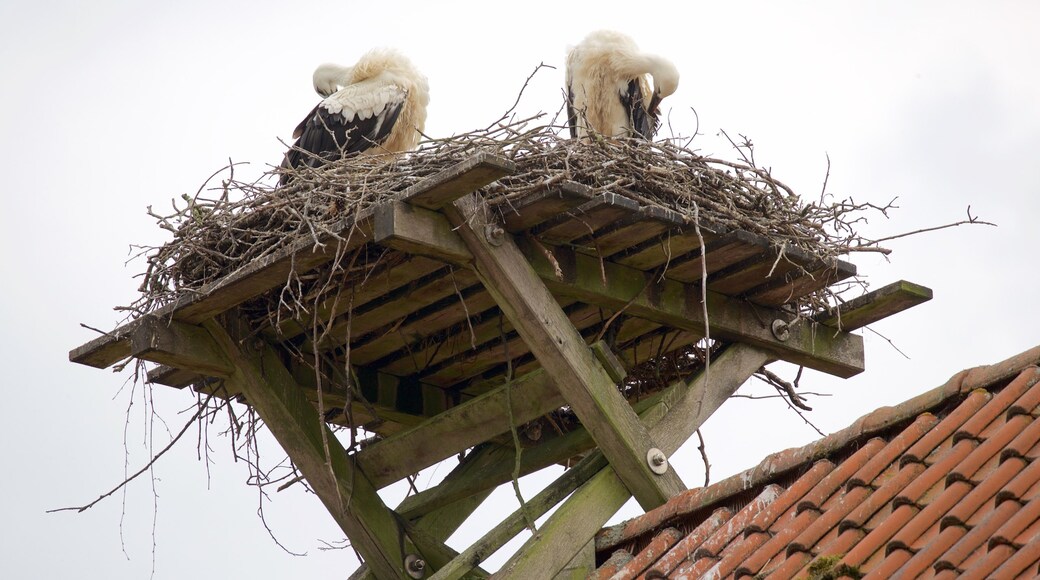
[{"xmin": 70, "ymin": 152, "xmax": 932, "ymax": 579}]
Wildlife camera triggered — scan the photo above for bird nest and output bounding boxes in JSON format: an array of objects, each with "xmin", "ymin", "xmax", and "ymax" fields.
[{"xmin": 137, "ymin": 119, "xmax": 877, "ymax": 320}]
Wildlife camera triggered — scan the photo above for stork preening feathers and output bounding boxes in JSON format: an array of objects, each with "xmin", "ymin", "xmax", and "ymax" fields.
[
  {"xmin": 566, "ymin": 31, "xmax": 680, "ymax": 140},
  {"xmin": 280, "ymin": 49, "xmax": 429, "ymax": 185}
]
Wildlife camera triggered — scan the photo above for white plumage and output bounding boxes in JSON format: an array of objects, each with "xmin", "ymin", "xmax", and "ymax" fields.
[
  {"xmin": 565, "ymin": 31, "xmax": 680, "ymax": 139},
  {"xmin": 281, "ymin": 49, "xmax": 429, "ymax": 184}
]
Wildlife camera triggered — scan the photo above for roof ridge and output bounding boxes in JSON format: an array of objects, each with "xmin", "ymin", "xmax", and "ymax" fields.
[{"xmin": 596, "ymin": 344, "xmax": 1040, "ymax": 552}]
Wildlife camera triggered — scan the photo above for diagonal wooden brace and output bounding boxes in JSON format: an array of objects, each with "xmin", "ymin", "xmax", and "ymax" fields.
[{"xmin": 444, "ymin": 193, "xmax": 685, "ymax": 510}]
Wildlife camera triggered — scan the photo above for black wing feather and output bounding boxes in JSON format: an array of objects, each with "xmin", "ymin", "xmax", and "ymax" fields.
[
  {"xmin": 280, "ymin": 100, "xmax": 405, "ymax": 185},
  {"xmin": 621, "ymin": 79, "xmax": 658, "ymax": 140}
]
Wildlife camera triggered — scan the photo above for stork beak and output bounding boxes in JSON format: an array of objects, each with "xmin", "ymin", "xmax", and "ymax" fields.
[{"xmin": 647, "ymin": 91, "xmax": 663, "ymax": 116}]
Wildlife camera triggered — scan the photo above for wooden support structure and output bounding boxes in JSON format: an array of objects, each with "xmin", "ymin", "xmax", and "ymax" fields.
[{"xmin": 70, "ymin": 152, "xmax": 932, "ymax": 579}]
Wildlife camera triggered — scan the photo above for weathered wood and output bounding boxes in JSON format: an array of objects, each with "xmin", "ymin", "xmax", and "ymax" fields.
[
  {"xmin": 202, "ymin": 316, "xmax": 412, "ymax": 580},
  {"xmin": 363, "ymin": 201, "xmax": 864, "ymax": 377},
  {"xmin": 532, "ymin": 192, "xmax": 640, "ymax": 244},
  {"xmin": 663, "ymin": 229, "xmax": 767, "ymax": 284},
  {"xmin": 130, "ymin": 316, "xmax": 235, "ymax": 378},
  {"xmin": 816, "ymin": 280, "xmax": 933, "ymax": 331},
  {"xmin": 146, "ymin": 363, "xmax": 205, "ymax": 390},
  {"xmin": 446, "ymin": 193, "xmax": 686, "ymax": 510},
  {"xmin": 399, "ymin": 152, "xmax": 516, "ymax": 210},
  {"xmin": 523, "ymin": 241, "xmax": 864, "ymax": 378},
  {"xmin": 374, "ymin": 201, "xmax": 473, "ymax": 264},
  {"xmin": 500, "ymin": 182, "xmax": 594, "ymax": 232},
  {"xmin": 358, "ymin": 367, "xmax": 565, "ymax": 489},
  {"xmin": 746, "ymin": 257, "xmax": 857, "ymax": 306},
  {"xmin": 429, "ymin": 452, "xmax": 609, "ymax": 580},
  {"xmin": 494, "ymin": 344, "xmax": 772, "ymax": 578},
  {"xmin": 591, "ymin": 340, "xmax": 627, "ymax": 384},
  {"xmin": 70, "ymin": 153, "xmax": 512, "ymax": 371},
  {"xmin": 571, "ymin": 205, "xmax": 683, "ymax": 258}
]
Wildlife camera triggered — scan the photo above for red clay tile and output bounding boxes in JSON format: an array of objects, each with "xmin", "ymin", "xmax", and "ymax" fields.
[
  {"xmin": 594, "ymin": 550, "xmax": 633, "ymax": 580},
  {"xmin": 990, "ymin": 528, "xmax": 1040, "ymax": 578},
  {"xmin": 861, "ymin": 546, "xmax": 913, "ymax": 579},
  {"xmin": 934, "ymin": 499, "xmax": 1020, "ymax": 572},
  {"xmin": 848, "ymin": 416, "xmax": 938, "ymax": 490},
  {"xmin": 644, "ymin": 508, "xmax": 731, "ymax": 576},
  {"xmin": 608, "ymin": 527, "xmax": 681, "ymax": 579},
  {"xmin": 936, "ymin": 455, "xmax": 1023, "ymax": 529},
  {"xmin": 839, "ymin": 462, "xmax": 925, "ymax": 533},
  {"xmin": 591, "ymin": 356, "xmax": 1040, "ymax": 580},
  {"xmin": 958, "ymin": 542, "xmax": 1016, "ymax": 580},
  {"xmin": 841, "ymin": 504, "xmax": 918, "ymax": 567},
  {"xmin": 901, "ymin": 390, "xmax": 990, "ymax": 464}
]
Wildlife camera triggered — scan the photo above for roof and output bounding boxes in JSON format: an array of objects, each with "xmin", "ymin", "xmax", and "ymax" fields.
[{"xmin": 593, "ymin": 344, "xmax": 1040, "ymax": 579}]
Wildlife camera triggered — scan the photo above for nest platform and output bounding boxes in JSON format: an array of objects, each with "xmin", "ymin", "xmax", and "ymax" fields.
[{"xmin": 70, "ymin": 149, "xmax": 931, "ymax": 579}]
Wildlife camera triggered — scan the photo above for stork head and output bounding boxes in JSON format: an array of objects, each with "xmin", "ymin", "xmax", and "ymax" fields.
[
  {"xmin": 312, "ymin": 63, "xmax": 353, "ymax": 98},
  {"xmin": 645, "ymin": 55, "xmax": 680, "ymax": 114}
]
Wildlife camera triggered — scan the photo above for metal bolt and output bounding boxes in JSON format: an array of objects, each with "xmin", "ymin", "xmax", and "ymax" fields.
[
  {"xmin": 771, "ymin": 319, "xmax": 790, "ymax": 342},
  {"xmin": 484, "ymin": 223, "xmax": 505, "ymax": 246},
  {"xmin": 647, "ymin": 448, "xmax": 668, "ymax": 474},
  {"xmin": 405, "ymin": 554, "xmax": 426, "ymax": 578}
]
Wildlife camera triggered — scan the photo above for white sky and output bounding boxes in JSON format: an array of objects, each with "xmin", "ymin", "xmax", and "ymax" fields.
[{"xmin": 3, "ymin": 1, "xmax": 1039, "ymax": 577}]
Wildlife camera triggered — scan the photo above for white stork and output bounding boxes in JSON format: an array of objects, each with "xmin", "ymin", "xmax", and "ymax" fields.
[
  {"xmin": 565, "ymin": 31, "xmax": 680, "ymax": 139},
  {"xmin": 280, "ymin": 48, "xmax": 429, "ymax": 184}
]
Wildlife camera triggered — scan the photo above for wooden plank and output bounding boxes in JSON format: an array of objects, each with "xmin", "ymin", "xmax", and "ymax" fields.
[
  {"xmin": 816, "ymin": 280, "xmax": 933, "ymax": 331},
  {"xmin": 202, "ymin": 316, "xmax": 413, "ymax": 579},
  {"xmin": 359, "ymin": 202, "xmax": 864, "ymax": 377},
  {"xmin": 399, "ymin": 152, "xmax": 516, "ymax": 210},
  {"xmin": 70, "ymin": 153, "xmax": 512, "ymax": 371},
  {"xmin": 745, "ymin": 257, "xmax": 857, "ymax": 307},
  {"xmin": 446, "ymin": 193, "xmax": 685, "ymax": 510},
  {"xmin": 664, "ymin": 229, "xmax": 768, "ymax": 284},
  {"xmin": 570, "ymin": 205, "xmax": 683, "ymax": 258},
  {"xmin": 533, "ymin": 192, "xmax": 640, "ymax": 244},
  {"xmin": 348, "ymin": 284, "xmax": 495, "ymax": 366},
  {"xmin": 130, "ymin": 316, "xmax": 235, "ymax": 378},
  {"xmin": 500, "ymin": 181, "xmax": 594, "ymax": 232},
  {"xmin": 494, "ymin": 344, "xmax": 772, "ymax": 579},
  {"xmin": 707, "ymin": 243, "xmax": 823, "ymax": 296},
  {"xmin": 374, "ymin": 201, "xmax": 472, "ymax": 264},
  {"xmin": 146, "ymin": 363, "xmax": 204, "ymax": 389},
  {"xmin": 358, "ymin": 367, "xmax": 565, "ymax": 489},
  {"xmin": 612, "ymin": 228, "xmax": 711, "ymax": 271}
]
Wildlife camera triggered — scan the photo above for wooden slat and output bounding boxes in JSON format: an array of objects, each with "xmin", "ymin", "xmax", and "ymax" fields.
[
  {"xmin": 571, "ymin": 205, "xmax": 684, "ymax": 258},
  {"xmin": 399, "ymin": 151, "xmax": 517, "ymax": 210},
  {"xmin": 661, "ymin": 229, "xmax": 768, "ymax": 283},
  {"xmin": 533, "ymin": 192, "xmax": 640, "ymax": 244},
  {"xmin": 70, "ymin": 153, "xmax": 514, "ymax": 370},
  {"xmin": 816, "ymin": 280, "xmax": 933, "ymax": 331},
  {"xmin": 746, "ymin": 257, "xmax": 857, "ymax": 306},
  {"xmin": 446, "ymin": 192, "xmax": 685, "ymax": 510},
  {"xmin": 130, "ymin": 316, "xmax": 234, "ymax": 378},
  {"xmin": 707, "ymin": 243, "xmax": 824, "ymax": 296},
  {"xmin": 501, "ymin": 181, "xmax": 594, "ymax": 232},
  {"xmin": 358, "ymin": 200, "xmax": 865, "ymax": 377}
]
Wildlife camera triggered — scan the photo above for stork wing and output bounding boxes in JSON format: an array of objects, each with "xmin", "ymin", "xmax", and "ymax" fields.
[
  {"xmin": 621, "ymin": 79, "xmax": 656, "ymax": 140},
  {"xmin": 281, "ymin": 80, "xmax": 408, "ymax": 184}
]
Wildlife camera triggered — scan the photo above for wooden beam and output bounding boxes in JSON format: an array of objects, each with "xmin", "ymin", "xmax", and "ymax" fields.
[
  {"xmin": 69, "ymin": 153, "xmax": 514, "ymax": 371},
  {"xmin": 445, "ymin": 193, "xmax": 685, "ymax": 510},
  {"xmin": 374, "ymin": 201, "xmax": 473, "ymax": 264},
  {"xmin": 500, "ymin": 182, "xmax": 594, "ymax": 232},
  {"xmin": 366, "ymin": 202, "xmax": 864, "ymax": 377},
  {"xmin": 494, "ymin": 344, "xmax": 772, "ymax": 578},
  {"xmin": 399, "ymin": 152, "xmax": 516, "ymax": 210},
  {"xmin": 202, "ymin": 316, "xmax": 413, "ymax": 579},
  {"xmin": 130, "ymin": 316, "xmax": 234, "ymax": 378},
  {"xmin": 816, "ymin": 279, "xmax": 933, "ymax": 331},
  {"xmin": 358, "ymin": 367, "xmax": 565, "ymax": 488}
]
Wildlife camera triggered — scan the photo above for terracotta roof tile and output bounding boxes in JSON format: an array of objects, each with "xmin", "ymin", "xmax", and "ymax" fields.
[
  {"xmin": 592, "ymin": 346, "xmax": 1040, "ymax": 579},
  {"xmin": 593, "ymin": 550, "xmax": 633, "ymax": 580}
]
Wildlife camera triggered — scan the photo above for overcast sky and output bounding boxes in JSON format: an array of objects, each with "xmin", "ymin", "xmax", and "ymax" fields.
[{"xmin": 3, "ymin": 1, "xmax": 1039, "ymax": 577}]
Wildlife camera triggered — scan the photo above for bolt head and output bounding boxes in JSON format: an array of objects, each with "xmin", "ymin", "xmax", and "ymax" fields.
[
  {"xmin": 771, "ymin": 319, "xmax": 791, "ymax": 342},
  {"xmin": 647, "ymin": 447, "xmax": 668, "ymax": 474}
]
